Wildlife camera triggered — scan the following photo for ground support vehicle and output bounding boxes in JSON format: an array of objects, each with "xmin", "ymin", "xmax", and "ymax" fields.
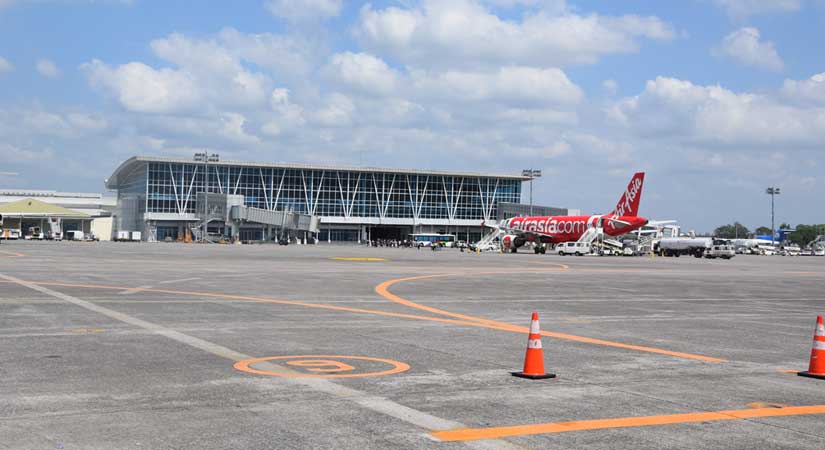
[
  {"xmin": 557, "ymin": 241, "xmax": 592, "ymax": 256},
  {"xmin": 657, "ymin": 237, "xmax": 712, "ymax": 258}
]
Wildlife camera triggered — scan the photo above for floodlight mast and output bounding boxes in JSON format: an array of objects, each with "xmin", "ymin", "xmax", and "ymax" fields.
[
  {"xmin": 765, "ymin": 186, "xmax": 780, "ymax": 248},
  {"xmin": 522, "ymin": 169, "xmax": 542, "ymax": 216}
]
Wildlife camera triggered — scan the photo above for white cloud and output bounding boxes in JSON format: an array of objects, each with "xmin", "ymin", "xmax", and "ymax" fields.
[
  {"xmin": 713, "ymin": 27, "xmax": 783, "ymax": 72},
  {"xmin": 0, "ymin": 56, "xmax": 12, "ymax": 73},
  {"xmin": 781, "ymin": 73, "xmax": 825, "ymax": 105},
  {"xmin": 0, "ymin": 143, "xmax": 55, "ymax": 162},
  {"xmin": 609, "ymin": 76, "xmax": 825, "ymax": 147},
  {"xmin": 412, "ymin": 66, "xmax": 583, "ymax": 106},
  {"xmin": 262, "ymin": 88, "xmax": 306, "ymax": 135},
  {"xmin": 356, "ymin": 0, "xmax": 674, "ymax": 69},
  {"xmin": 0, "ymin": 106, "xmax": 107, "ymax": 140},
  {"xmin": 82, "ymin": 30, "xmax": 295, "ymax": 114},
  {"xmin": 323, "ymin": 52, "xmax": 400, "ymax": 96},
  {"xmin": 484, "ymin": 0, "xmax": 567, "ymax": 13},
  {"xmin": 708, "ymin": 0, "xmax": 802, "ymax": 19},
  {"xmin": 36, "ymin": 59, "xmax": 61, "ymax": 78},
  {"xmin": 82, "ymin": 60, "xmax": 201, "ymax": 114},
  {"xmin": 265, "ymin": 0, "xmax": 342, "ymax": 22},
  {"xmin": 216, "ymin": 27, "xmax": 314, "ymax": 77},
  {"xmin": 312, "ymin": 93, "xmax": 355, "ymax": 126}
]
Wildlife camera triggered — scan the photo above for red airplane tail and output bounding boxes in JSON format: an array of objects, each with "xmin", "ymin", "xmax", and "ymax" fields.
[{"xmin": 612, "ymin": 172, "xmax": 645, "ymax": 217}]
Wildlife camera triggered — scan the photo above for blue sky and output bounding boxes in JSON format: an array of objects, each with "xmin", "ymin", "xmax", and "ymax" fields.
[{"xmin": 1, "ymin": 0, "xmax": 824, "ymax": 232}]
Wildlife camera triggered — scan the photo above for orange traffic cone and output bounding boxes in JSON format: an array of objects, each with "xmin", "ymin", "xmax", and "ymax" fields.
[
  {"xmin": 512, "ymin": 312, "xmax": 556, "ymax": 380},
  {"xmin": 799, "ymin": 315, "xmax": 825, "ymax": 380}
]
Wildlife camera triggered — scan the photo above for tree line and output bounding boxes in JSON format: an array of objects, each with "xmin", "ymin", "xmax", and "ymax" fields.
[{"xmin": 713, "ymin": 222, "xmax": 825, "ymax": 246}]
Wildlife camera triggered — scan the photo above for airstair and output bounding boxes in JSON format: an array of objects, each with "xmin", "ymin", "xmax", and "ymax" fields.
[
  {"xmin": 475, "ymin": 224, "xmax": 504, "ymax": 251},
  {"xmin": 577, "ymin": 226, "xmax": 602, "ymax": 244}
]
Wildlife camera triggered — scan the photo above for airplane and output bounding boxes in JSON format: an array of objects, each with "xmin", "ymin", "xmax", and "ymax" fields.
[
  {"xmin": 756, "ymin": 228, "xmax": 795, "ymax": 243},
  {"xmin": 496, "ymin": 172, "xmax": 649, "ymax": 253}
]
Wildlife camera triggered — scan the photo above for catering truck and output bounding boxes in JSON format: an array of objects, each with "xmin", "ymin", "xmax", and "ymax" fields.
[{"xmin": 656, "ymin": 237, "xmax": 712, "ymax": 258}]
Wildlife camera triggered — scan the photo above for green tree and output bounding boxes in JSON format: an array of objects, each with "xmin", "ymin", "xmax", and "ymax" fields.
[
  {"xmin": 713, "ymin": 222, "xmax": 750, "ymax": 239},
  {"xmin": 755, "ymin": 226, "xmax": 772, "ymax": 236},
  {"xmin": 788, "ymin": 224, "xmax": 825, "ymax": 247}
]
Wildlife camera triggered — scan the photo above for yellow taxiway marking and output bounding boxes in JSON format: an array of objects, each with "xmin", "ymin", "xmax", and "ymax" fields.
[
  {"xmin": 432, "ymin": 405, "xmax": 825, "ymax": 441},
  {"xmin": 71, "ymin": 328, "xmax": 105, "ymax": 334}
]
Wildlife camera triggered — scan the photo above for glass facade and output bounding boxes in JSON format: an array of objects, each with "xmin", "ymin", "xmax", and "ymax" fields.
[{"xmin": 144, "ymin": 161, "xmax": 522, "ymax": 222}]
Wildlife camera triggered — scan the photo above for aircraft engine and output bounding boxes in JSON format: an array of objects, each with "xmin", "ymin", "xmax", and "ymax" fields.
[{"xmin": 501, "ymin": 234, "xmax": 525, "ymax": 252}]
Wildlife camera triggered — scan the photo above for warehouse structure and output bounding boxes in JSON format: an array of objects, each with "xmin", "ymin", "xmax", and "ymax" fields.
[
  {"xmin": 105, "ymin": 156, "xmax": 530, "ymax": 242},
  {"xmin": 0, "ymin": 190, "xmax": 115, "ymax": 240}
]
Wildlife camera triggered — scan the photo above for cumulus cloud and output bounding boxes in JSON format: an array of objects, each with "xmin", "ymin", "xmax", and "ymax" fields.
[
  {"xmin": 708, "ymin": 0, "xmax": 802, "ymax": 19},
  {"xmin": 356, "ymin": 0, "xmax": 674, "ymax": 69},
  {"xmin": 81, "ymin": 30, "xmax": 300, "ymax": 114},
  {"xmin": 36, "ymin": 59, "xmax": 62, "ymax": 78},
  {"xmin": 609, "ymin": 76, "xmax": 825, "ymax": 147},
  {"xmin": 312, "ymin": 93, "xmax": 355, "ymax": 126},
  {"xmin": 323, "ymin": 52, "xmax": 400, "ymax": 96},
  {"xmin": 781, "ymin": 73, "xmax": 825, "ymax": 105},
  {"xmin": 713, "ymin": 27, "xmax": 783, "ymax": 72},
  {"xmin": 265, "ymin": 0, "xmax": 342, "ymax": 22},
  {"xmin": 411, "ymin": 66, "xmax": 583, "ymax": 106},
  {"xmin": 82, "ymin": 60, "xmax": 201, "ymax": 114},
  {"xmin": 0, "ymin": 56, "xmax": 12, "ymax": 73}
]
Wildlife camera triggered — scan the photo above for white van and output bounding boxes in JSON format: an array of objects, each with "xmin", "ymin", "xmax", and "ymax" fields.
[
  {"xmin": 66, "ymin": 230, "xmax": 85, "ymax": 241},
  {"xmin": 706, "ymin": 244, "xmax": 735, "ymax": 259},
  {"xmin": 557, "ymin": 241, "xmax": 591, "ymax": 256}
]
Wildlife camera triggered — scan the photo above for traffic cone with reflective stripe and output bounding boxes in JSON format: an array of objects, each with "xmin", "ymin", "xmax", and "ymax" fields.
[
  {"xmin": 512, "ymin": 312, "xmax": 556, "ymax": 380},
  {"xmin": 799, "ymin": 315, "xmax": 825, "ymax": 380}
]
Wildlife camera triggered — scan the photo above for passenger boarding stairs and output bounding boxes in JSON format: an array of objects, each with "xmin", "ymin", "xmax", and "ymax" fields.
[
  {"xmin": 577, "ymin": 226, "xmax": 602, "ymax": 244},
  {"xmin": 475, "ymin": 225, "xmax": 504, "ymax": 251}
]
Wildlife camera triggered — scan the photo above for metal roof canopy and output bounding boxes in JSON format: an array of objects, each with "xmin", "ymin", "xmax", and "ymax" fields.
[
  {"xmin": 106, "ymin": 155, "xmax": 530, "ymax": 189},
  {"xmin": 0, "ymin": 198, "xmax": 90, "ymax": 218}
]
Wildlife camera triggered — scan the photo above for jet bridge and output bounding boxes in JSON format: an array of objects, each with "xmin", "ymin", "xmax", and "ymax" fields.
[
  {"xmin": 191, "ymin": 193, "xmax": 319, "ymax": 242},
  {"xmin": 229, "ymin": 205, "xmax": 319, "ymax": 233}
]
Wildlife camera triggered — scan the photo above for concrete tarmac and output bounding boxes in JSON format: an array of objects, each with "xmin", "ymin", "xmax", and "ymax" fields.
[{"xmin": 1, "ymin": 241, "xmax": 824, "ymax": 449}]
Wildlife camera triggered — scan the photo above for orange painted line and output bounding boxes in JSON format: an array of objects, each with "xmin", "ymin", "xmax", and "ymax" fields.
[
  {"xmin": 777, "ymin": 369, "xmax": 800, "ymax": 374},
  {"xmin": 432, "ymin": 405, "xmax": 825, "ymax": 441},
  {"xmin": 0, "ymin": 280, "xmax": 536, "ymax": 334},
  {"xmin": 0, "ymin": 250, "xmax": 25, "ymax": 258},
  {"xmin": 234, "ymin": 355, "xmax": 410, "ymax": 378},
  {"xmin": 375, "ymin": 272, "xmax": 726, "ymax": 363}
]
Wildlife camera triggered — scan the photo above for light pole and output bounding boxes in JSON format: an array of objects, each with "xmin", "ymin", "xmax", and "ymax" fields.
[
  {"xmin": 194, "ymin": 152, "xmax": 219, "ymax": 242},
  {"xmin": 521, "ymin": 169, "xmax": 542, "ymax": 216},
  {"xmin": 766, "ymin": 186, "xmax": 780, "ymax": 248}
]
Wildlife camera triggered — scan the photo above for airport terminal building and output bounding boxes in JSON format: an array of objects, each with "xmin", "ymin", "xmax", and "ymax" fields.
[{"xmin": 106, "ymin": 156, "xmax": 528, "ymax": 242}]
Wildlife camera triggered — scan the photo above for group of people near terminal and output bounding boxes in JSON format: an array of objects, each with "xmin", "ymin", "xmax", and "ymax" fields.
[{"xmin": 367, "ymin": 239, "xmax": 414, "ymax": 248}]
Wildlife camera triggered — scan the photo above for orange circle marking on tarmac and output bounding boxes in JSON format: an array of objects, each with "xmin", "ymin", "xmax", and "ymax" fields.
[
  {"xmin": 286, "ymin": 359, "xmax": 355, "ymax": 373},
  {"xmin": 234, "ymin": 355, "xmax": 410, "ymax": 378}
]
